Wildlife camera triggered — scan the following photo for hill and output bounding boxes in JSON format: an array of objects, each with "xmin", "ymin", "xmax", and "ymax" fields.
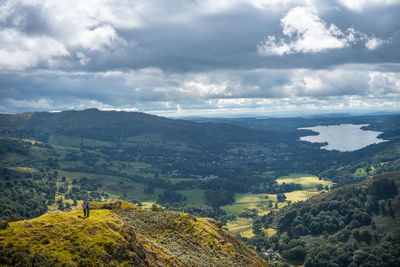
[
  {"xmin": 0, "ymin": 200, "xmax": 267, "ymax": 266},
  {"xmin": 0, "ymin": 109, "xmax": 276, "ymax": 149},
  {"xmin": 245, "ymin": 172, "xmax": 400, "ymax": 266}
]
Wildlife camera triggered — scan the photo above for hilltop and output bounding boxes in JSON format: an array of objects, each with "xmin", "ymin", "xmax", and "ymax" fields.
[{"xmin": 0, "ymin": 200, "xmax": 267, "ymax": 266}]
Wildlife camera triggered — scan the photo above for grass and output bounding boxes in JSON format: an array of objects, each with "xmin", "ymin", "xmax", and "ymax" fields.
[
  {"xmin": 354, "ymin": 168, "xmax": 368, "ymax": 178},
  {"xmin": 141, "ymin": 201, "xmax": 157, "ymax": 209},
  {"xmin": 107, "ymin": 160, "xmax": 152, "ymax": 176},
  {"xmin": 239, "ymin": 229, "xmax": 255, "ymax": 238},
  {"xmin": 225, "ymin": 218, "xmax": 254, "ymax": 238},
  {"xmin": 9, "ymin": 166, "xmax": 38, "ymax": 173},
  {"xmin": 170, "ymin": 178, "xmax": 197, "ymax": 184},
  {"xmin": 285, "ymin": 190, "xmax": 321, "ymax": 202},
  {"xmin": 222, "ymin": 174, "xmax": 333, "ymax": 239},
  {"xmin": 55, "ymin": 170, "xmax": 160, "ymax": 201},
  {"xmin": 177, "ymin": 189, "xmax": 205, "ymax": 204},
  {"xmin": 22, "ymin": 138, "xmax": 43, "ymax": 145},
  {"xmin": 263, "ymin": 228, "xmax": 277, "ymax": 237},
  {"xmin": 276, "ymin": 173, "xmax": 334, "ymax": 189},
  {"xmin": 225, "ymin": 218, "xmax": 277, "ymax": 238},
  {"xmin": 48, "ymin": 135, "xmax": 114, "ymax": 147},
  {"xmin": 126, "ymin": 134, "xmax": 162, "ymax": 144},
  {"xmin": 116, "ymin": 207, "xmax": 267, "ymax": 267},
  {"xmin": 0, "ymin": 209, "xmax": 128, "ymax": 266},
  {"xmin": 235, "ymin": 193, "xmax": 277, "ymax": 203},
  {"xmin": 221, "ymin": 193, "xmax": 276, "ymax": 216}
]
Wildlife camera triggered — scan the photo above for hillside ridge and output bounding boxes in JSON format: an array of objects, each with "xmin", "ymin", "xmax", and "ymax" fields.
[
  {"xmin": 0, "ymin": 108, "xmax": 275, "ymax": 148},
  {"xmin": 0, "ymin": 200, "xmax": 267, "ymax": 266}
]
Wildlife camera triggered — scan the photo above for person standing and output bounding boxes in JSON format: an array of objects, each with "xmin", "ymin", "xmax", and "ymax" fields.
[
  {"xmin": 86, "ymin": 202, "xmax": 90, "ymax": 217},
  {"xmin": 82, "ymin": 202, "xmax": 87, "ymax": 217}
]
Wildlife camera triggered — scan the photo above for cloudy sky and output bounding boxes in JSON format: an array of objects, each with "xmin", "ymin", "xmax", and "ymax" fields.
[{"xmin": 1, "ymin": 0, "xmax": 400, "ymax": 117}]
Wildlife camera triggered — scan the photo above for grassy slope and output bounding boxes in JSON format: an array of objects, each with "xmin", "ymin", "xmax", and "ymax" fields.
[
  {"xmin": 116, "ymin": 208, "xmax": 267, "ymax": 267},
  {"xmin": 0, "ymin": 201, "xmax": 267, "ymax": 267},
  {"xmin": 0, "ymin": 209, "xmax": 151, "ymax": 266}
]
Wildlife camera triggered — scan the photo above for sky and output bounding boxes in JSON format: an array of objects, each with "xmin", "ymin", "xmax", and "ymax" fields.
[{"xmin": 0, "ymin": 0, "xmax": 400, "ymax": 117}]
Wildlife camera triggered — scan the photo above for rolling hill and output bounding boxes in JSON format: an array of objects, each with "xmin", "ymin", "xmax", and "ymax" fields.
[{"xmin": 0, "ymin": 109, "xmax": 277, "ymax": 149}]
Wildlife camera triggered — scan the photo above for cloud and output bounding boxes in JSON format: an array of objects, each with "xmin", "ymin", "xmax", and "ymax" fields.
[
  {"xmin": 0, "ymin": 0, "xmax": 399, "ymax": 116},
  {"xmin": 0, "ymin": 0, "xmax": 130, "ymax": 71},
  {"xmin": 0, "ymin": 29, "xmax": 69, "ymax": 70},
  {"xmin": 338, "ymin": 0, "xmax": 400, "ymax": 12},
  {"xmin": 0, "ymin": 0, "xmax": 398, "ymax": 72},
  {"xmin": 258, "ymin": 7, "xmax": 389, "ymax": 55},
  {"xmin": 1, "ymin": 64, "xmax": 399, "ymax": 115},
  {"xmin": 365, "ymin": 37, "xmax": 386, "ymax": 50}
]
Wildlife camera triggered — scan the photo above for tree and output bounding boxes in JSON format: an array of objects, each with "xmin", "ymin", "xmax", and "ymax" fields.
[
  {"xmin": 157, "ymin": 190, "xmax": 187, "ymax": 205},
  {"xmin": 353, "ymin": 229, "xmax": 361, "ymax": 242},
  {"xmin": 283, "ymin": 246, "xmax": 307, "ymax": 263},
  {"xmin": 57, "ymin": 198, "xmax": 64, "ymax": 211},
  {"xmin": 277, "ymin": 193, "xmax": 287, "ymax": 203},
  {"xmin": 144, "ymin": 185, "xmax": 155, "ymax": 194}
]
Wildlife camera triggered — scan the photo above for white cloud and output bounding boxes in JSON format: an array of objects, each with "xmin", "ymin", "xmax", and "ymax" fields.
[
  {"xmin": 258, "ymin": 7, "xmax": 388, "ymax": 55},
  {"xmin": 0, "ymin": 0, "xmax": 130, "ymax": 71},
  {"xmin": 258, "ymin": 7, "xmax": 352, "ymax": 55},
  {"xmin": 368, "ymin": 71, "xmax": 400, "ymax": 95},
  {"xmin": 1, "ymin": 64, "xmax": 400, "ymax": 115},
  {"xmin": 198, "ymin": 0, "xmax": 312, "ymax": 13},
  {"xmin": 338, "ymin": 0, "xmax": 400, "ymax": 12},
  {"xmin": 0, "ymin": 29, "xmax": 69, "ymax": 70},
  {"xmin": 365, "ymin": 37, "xmax": 386, "ymax": 50}
]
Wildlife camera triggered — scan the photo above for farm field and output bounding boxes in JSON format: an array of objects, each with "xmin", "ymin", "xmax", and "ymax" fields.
[
  {"xmin": 177, "ymin": 189, "xmax": 206, "ymax": 204},
  {"xmin": 222, "ymin": 173, "xmax": 333, "ymax": 238},
  {"xmin": 221, "ymin": 193, "xmax": 277, "ymax": 216},
  {"xmin": 276, "ymin": 173, "xmax": 334, "ymax": 189}
]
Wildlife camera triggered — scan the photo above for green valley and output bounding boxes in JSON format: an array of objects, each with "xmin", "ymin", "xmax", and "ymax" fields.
[{"xmin": 1, "ymin": 109, "xmax": 400, "ymax": 266}]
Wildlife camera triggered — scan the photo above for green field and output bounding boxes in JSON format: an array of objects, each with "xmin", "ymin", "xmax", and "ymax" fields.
[
  {"xmin": 177, "ymin": 189, "xmax": 206, "ymax": 204},
  {"xmin": 285, "ymin": 190, "xmax": 321, "ymax": 202},
  {"xmin": 225, "ymin": 218, "xmax": 278, "ymax": 238},
  {"xmin": 222, "ymin": 173, "xmax": 333, "ymax": 238},
  {"xmin": 48, "ymin": 135, "xmax": 114, "ymax": 147},
  {"xmin": 170, "ymin": 178, "xmax": 197, "ymax": 184},
  {"xmin": 276, "ymin": 173, "xmax": 334, "ymax": 189},
  {"xmin": 225, "ymin": 218, "xmax": 254, "ymax": 238},
  {"xmin": 221, "ymin": 193, "xmax": 277, "ymax": 216}
]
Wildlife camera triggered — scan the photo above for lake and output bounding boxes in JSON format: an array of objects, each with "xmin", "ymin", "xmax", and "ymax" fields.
[{"xmin": 299, "ymin": 124, "xmax": 387, "ymax": 152}]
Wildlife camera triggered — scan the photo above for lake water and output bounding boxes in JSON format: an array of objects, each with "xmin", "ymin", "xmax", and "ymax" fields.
[{"xmin": 299, "ymin": 124, "xmax": 387, "ymax": 152}]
